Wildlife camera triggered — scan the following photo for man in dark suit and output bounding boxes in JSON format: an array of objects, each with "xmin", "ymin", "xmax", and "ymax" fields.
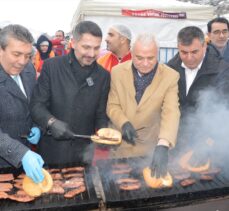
[
  {"xmin": 167, "ymin": 26, "xmax": 229, "ymax": 165},
  {"xmin": 30, "ymin": 21, "xmax": 110, "ymax": 166},
  {"xmin": 167, "ymin": 26, "xmax": 229, "ymax": 116},
  {"xmin": 0, "ymin": 24, "xmax": 44, "ymax": 183}
]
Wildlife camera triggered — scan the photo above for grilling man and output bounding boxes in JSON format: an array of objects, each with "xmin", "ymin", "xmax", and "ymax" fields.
[
  {"xmin": 30, "ymin": 21, "xmax": 110, "ymax": 166},
  {"xmin": 167, "ymin": 26, "xmax": 229, "ymax": 165},
  {"xmin": 107, "ymin": 33, "xmax": 180, "ymax": 178},
  {"xmin": 0, "ymin": 24, "xmax": 44, "ymax": 183}
]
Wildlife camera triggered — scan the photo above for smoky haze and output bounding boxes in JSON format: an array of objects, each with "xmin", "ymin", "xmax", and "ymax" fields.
[{"xmin": 172, "ymin": 87, "xmax": 229, "ymax": 173}]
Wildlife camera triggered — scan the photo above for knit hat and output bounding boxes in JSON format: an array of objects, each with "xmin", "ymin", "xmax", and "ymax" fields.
[
  {"xmin": 111, "ymin": 24, "xmax": 132, "ymax": 41},
  {"xmin": 40, "ymin": 41, "xmax": 49, "ymax": 46}
]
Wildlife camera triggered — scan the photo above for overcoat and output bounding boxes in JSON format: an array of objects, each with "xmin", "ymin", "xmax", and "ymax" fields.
[
  {"xmin": 0, "ymin": 63, "xmax": 36, "ymax": 167},
  {"xmin": 167, "ymin": 45, "xmax": 229, "ymax": 115},
  {"xmin": 107, "ymin": 61, "xmax": 180, "ymax": 158},
  {"xmin": 30, "ymin": 53, "xmax": 110, "ymax": 165},
  {"xmin": 167, "ymin": 45, "xmax": 229, "ymax": 152}
]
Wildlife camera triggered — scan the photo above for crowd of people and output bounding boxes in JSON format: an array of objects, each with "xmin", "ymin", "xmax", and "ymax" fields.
[{"xmin": 0, "ymin": 16, "xmax": 229, "ymax": 184}]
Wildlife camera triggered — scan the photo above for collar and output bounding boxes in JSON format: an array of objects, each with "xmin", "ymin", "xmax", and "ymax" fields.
[
  {"xmin": 132, "ymin": 62, "xmax": 158, "ymax": 77},
  {"xmin": 181, "ymin": 59, "xmax": 204, "ymax": 72}
]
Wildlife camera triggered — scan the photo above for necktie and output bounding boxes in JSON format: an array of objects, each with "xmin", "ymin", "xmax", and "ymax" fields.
[
  {"xmin": 13, "ymin": 75, "xmax": 20, "ymax": 87},
  {"xmin": 12, "ymin": 75, "xmax": 27, "ymax": 97}
]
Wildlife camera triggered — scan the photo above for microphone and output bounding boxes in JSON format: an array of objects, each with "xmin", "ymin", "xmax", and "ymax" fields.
[{"xmin": 86, "ymin": 77, "xmax": 94, "ymax": 87}]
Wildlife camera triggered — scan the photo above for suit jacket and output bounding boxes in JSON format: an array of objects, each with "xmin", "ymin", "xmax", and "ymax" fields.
[
  {"xmin": 0, "ymin": 63, "xmax": 36, "ymax": 167},
  {"xmin": 167, "ymin": 45, "xmax": 229, "ymax": 116},
  {"xmin": 30, "ymin": 52, "xmax": 110, "ymax": 165},
  {"xmin": 107, "ymin": 61, "xmax": 180, "ymax": 158}
]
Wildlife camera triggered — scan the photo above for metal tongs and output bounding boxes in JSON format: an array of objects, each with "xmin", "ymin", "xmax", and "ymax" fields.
[
  {"xmin": 62, "ymin": 128, "xmax": 122, "ymax": 145},
  {"xmin": 72, "ymin": 132, "xmax": 122, "ymax": 145},
  {"xmin": 72, "ymin": 134, "xmax": 119, "ymax": 141},
  {"xmin": 21, "ymin": 128, "xmax": 122, "ymax": 145}
]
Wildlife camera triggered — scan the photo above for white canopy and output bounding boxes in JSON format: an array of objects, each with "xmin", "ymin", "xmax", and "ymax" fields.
[{"xmin": 71, "ymin": 0, "xmax": 214, "ymax": 48}]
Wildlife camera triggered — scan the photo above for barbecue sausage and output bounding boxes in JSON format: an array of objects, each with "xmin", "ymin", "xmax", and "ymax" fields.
[
  {"xmin": 116, "ymin": 178, "xmax": 140, "ymax": 184},
  {"xmin": 0, "ymin": 191, "xmax": 8, "ymax": 199},
  {"xmin": 173, "ymin": 172, "xmax": 191, "ymax": 180},
  {"xmin": 0, "ymin": 174, "xmax": 14, "ymax": 182},
  {"xmin": 0, "ymin": 183, "xmax": 13, "ymax": 192},
  {"xmin": 61, "ymin": 167, "xmax": 85, "ymax": 173},
  {"xmin": 180, "ymin": 178, "xmax": 196, "ymax": 187},
  {"xmin": 200, "ymin": 174, "xmax": 214, "ymax": 181},
  {"xmin": 119, "ymin": 182, "xmax": 141, "ymax": 191},
  {"xmin": 8, "ymin": 190, "xmax": 35, "ymax": 202},
  {"xmin": 112, "ymin": 163, "xmax": 132, "ymax": 174},
  {"xmin": 64, "ymin": 185, "xmax": 86, "ymax": 198}
]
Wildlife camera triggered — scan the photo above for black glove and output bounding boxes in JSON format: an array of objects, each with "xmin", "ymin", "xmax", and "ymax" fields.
[
  {"xmin": 151, "ymin": 145, "xmax": 169, "ymax": 178},
  {"xmin": 121, "ymin": 122, "xmax": 137, "ymax": 145},
  {"xmin": 49, "ymin": 119, "xmax": 74, "ymax": 139}
]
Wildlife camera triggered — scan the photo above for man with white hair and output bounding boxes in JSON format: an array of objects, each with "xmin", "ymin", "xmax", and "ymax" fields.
[
  {"xmin": 97, "ymin": 24, "xmax": 132, "ymax": 72},
  {"xmin": 107, "ymin": 33, "xmax": 180, "ymax": 178}
]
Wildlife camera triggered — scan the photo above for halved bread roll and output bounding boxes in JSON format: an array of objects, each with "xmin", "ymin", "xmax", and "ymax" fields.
[
  {"xmin": 179, "ymin": 150, "xmax": 210, "ymax": 173},
  {"xmin": 23, "ymin": 168, "xmax": 53, "ymax": 197},
  {"xmin": 91, "ymin": 128, "xmax": 122, "ymax": 145},
  {"xmin": 143, "ymin": 167, "xmax": 173, "ymax": 188}
]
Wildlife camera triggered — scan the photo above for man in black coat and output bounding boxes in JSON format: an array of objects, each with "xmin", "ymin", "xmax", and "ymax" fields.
[
  {"xmin": 168, "ymin": 26, "xmax": 229, "ymax": 116},
  {"xmin": 0, "ymin": 24, "xmax": 44, "ymax": 183},
  {"xmin": 167, "ymin": 26, "xmax": 229, "ymax": 164},
  {"xmin": 30, "ymin": 21, "xmax": 110, "ymax": 166}
]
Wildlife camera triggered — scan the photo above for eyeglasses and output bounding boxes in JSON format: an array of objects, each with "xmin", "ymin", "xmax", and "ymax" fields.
[{"xmin": 212, "ymin": 29, "xmax": 229, "ymax": 35}]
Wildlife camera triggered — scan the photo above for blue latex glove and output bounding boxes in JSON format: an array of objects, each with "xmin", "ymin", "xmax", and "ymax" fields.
[
  {"xmin": 21, "ymin": 150, "xmax": 44, "ymax": 183},
  {"xmin": 27, "ymin": 127, "xmax": 41, "ymax": 144}
]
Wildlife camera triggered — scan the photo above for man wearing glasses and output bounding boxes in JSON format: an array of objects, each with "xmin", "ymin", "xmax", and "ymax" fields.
[{"xmin": 207, "ymin": 17, "xmax": 229, "ymax": 62}]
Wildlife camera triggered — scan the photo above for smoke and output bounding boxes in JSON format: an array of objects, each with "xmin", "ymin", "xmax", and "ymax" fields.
[{"xmin": 173, "ymin": 87, "xmax": 229, "ymax": 173}]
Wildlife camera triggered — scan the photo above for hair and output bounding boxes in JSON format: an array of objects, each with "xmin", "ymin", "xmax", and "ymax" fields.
[
  {"xmin": 72, "ymin": 21, "xmax": 102, "ymax": 41},
  {"xmin": 132, "ymin": 33, "xmax": 159, "ymax": 49},
  {"xmin": 0, "ymin": 24, "xmax": 34, "ymax": 50},
  {"xmin": 56, "ymin": 30, "xmax": 65, "ymax": 37},
  {"xmin": 207, "ymin": 17, "xmax": 229, "ymax": 33},
  {"xmin": 177, "ymin": 26, "xmax": 205, "ymax": 46}
]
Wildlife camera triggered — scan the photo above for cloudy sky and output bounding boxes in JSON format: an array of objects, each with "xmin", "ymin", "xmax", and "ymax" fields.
[{"xmin": 0, "ymin": 0, "xmax": 81, "ymax": 37}]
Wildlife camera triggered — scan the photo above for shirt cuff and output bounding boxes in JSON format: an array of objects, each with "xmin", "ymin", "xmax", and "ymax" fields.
[{"xmin": 157, "ymin": 139, "xmax": 170, "ymax": 147}]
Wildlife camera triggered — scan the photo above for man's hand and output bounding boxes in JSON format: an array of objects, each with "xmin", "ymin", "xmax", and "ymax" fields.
[
  {"xmin": 121, "ymin": 122, "xmax": 137, "ymax": 145},
  {"xmin": 49, "ymin": 119, "xmax": 75, "ymax": 139},
  {"xmin": 21, "ymin": 150, "xmax": 44, "ymax": 183},
  {"xmin": 27, "ymin": 127, "xmax": 41, "ymax": 144},
  {"xmin": 151, "ymin": 145, "xmax": 169, "ymax": 178}
]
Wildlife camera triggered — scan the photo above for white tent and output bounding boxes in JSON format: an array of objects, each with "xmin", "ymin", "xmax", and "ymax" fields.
[{"xmin": 71, "ymin": 0, "xmax": 214, "ymax": 62}]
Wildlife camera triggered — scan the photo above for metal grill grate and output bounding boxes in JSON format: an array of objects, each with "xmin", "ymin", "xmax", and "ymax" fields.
[
  {"xmin": 0, "ymin": 166, "xmax": 99, "ymax": 211},
  {"xmin": 97, "ymin": 157, "xmax": 229, "ymax": 209}
]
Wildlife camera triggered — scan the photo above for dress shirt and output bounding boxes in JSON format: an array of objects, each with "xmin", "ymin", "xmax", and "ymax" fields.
[{"xmin": 182, "ymin": 61, "xmax": 203, "ymax": 96}]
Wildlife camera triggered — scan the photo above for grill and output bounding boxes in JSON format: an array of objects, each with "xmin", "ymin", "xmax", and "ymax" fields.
[
  {"xmin": 97, "ymin": 157, "xmax": 229, "ymax": 210},
  {"xmin": 0, "ymin": 165, "xmax": 98, "ymax": 211}
]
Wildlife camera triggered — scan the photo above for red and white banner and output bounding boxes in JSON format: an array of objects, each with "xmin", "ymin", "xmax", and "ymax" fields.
[{"xmin": 122, "ymin": 9, "xmax": 186, "ymax": 19}]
